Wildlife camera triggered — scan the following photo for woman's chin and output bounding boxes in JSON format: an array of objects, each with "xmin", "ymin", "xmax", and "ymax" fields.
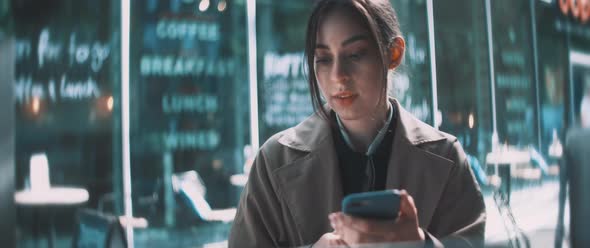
[{"xmin": 333, "ymin": 108, "xmax": 364, "ymax": 121}]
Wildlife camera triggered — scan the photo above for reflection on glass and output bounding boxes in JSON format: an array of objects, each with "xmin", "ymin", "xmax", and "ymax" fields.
[
  {"xmin": 390, "ymin": 0, "xmax": 432, "ymax": 123},
  {"xmin": 130, "ymin": 0, "xmax": 248, "ymax": 246},
  {"xmin": 433, "ymin": 0, "xmax": 491, "ymax": 170},
  {"xmin": 492, "ymin": 0, "xmax": 537, "ymax": 148},
  {"xmin": 13, "ymin": 0, "xmax": 120, "ymax": 247},
  {"xmin": 256, "ymin": 1, "xmax": 314, "ymax": 142}
]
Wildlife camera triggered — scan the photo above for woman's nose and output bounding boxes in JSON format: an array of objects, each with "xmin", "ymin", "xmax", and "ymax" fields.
[{"xmin": 330, "ymin": 60, "xmax": 350, "ymax": 84}]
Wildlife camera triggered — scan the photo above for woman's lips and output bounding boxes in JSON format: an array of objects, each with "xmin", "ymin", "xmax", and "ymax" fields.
[{"xmin": 332, "ymin": 92, "xmax": 357, "ymax": 107}]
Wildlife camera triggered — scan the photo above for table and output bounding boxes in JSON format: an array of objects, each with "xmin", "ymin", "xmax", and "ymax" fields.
[
  {"xmin": 486, "ymin": 149, "xmax": 531, "ymax": 204},
  {"xmin": 15, "ymin": 187, "xmax": 89, "ymax": 248}
]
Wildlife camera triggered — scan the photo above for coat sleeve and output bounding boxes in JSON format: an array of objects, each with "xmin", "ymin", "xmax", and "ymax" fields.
[
  {"xmin": 425, "ymin": 140, "xmax": 487, "ymax": 248},
  {"xmin": 228, "ymin": 147, "xmax": 287, "ymax": 248}
]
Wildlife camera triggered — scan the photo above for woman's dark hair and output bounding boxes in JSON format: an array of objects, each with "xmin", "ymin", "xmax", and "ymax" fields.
[{"xmin": 304, "ymin": 0, "xmax": 402, "ymax": 120}]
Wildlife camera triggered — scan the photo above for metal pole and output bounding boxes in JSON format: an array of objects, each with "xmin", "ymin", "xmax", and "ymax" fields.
[
  {"xmin": 530, "ymin": 0, "xmax": 542, "ymax": 150},
  {"xmin": 567, "ymin": 35, "xmax": 574, "ymax": 127},
  {"xmin": 485, "ymin": 0, "xmax": 498, "ymax": 138},
  {"xmin": 0, "ymin": 33, "xmax": 15, "ymax": 248},
  {"xmin": 247, "ymin": 0, "xmax": 260, "ymax": 151},
  {"xmin": 121, "ymin": 0, "xmax": 134, "ymax": 246},
  {"xmin": 163, "ymin": 152, "xmax": 174, "ymax": 227},
  {"xmin": 426, "ymin": 0, "xmax": 439, "ymax": 129}
]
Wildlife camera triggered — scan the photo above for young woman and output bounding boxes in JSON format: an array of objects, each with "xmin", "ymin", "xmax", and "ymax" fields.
[{"xmin": 229, "ymin": 0, "xmax": 485, "ymax": 247}]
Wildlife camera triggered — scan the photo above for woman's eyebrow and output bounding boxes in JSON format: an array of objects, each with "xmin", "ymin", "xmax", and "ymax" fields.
[
  {"xmin": 341, "ymin": 34, "xmax": 369, "ymax": 46},
  {"xmin": 315, "ymin": 44, "xmax": 329, "ymax": 50},
  {"xmin": 315, "ymin": 34, "xmax": 370, "ymax": 50}
]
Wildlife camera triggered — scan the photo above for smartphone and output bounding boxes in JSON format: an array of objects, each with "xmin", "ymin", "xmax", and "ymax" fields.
[{"xmin": 342, "ymin": 189, "xmax": 401, "ymax": 220}]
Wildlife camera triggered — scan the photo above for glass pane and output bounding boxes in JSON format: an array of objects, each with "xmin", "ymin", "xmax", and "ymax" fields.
[
  {"xmin": 492, "ymin": 0, "xmax": 538, "ymax": 148},
  {"xmin": 433, "ymin": 0, "xmax": 491, "ymax": 185},
  {"xmin": 390, "ymin": 0, "xmax": 432, "ymax": 123},
  {"xmin": 481, "ymin": 1, "xmax": 576, "ymax": 247},
  {"xmin": 536, "ymin": 3, "xmax": 567, "ymax": 156},
  {"xmin": 129, "ymin": 0, "xmax": 249, "ymax": 246},
  {"xmin": 257, "ymin": 1, "xmax": 314, "ymax": 142},
  {"xmin": 13, "ymin": 0, "xmax": 122, "ymax": 247}
]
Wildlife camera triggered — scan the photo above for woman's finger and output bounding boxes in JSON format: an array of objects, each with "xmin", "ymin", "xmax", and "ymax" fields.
[
  {"xmin": 326, "ymin": 232, "xmax": 345, "ymax": 247},
  {"xmin": 338, "ymin": 212, "xmax": 399, "ymax": 238},
  {"xmin": 399, "ymin": 190, "xmax": 418, "ymax": 220},
  {"xmin": 330, "ymin": 237, "xmax": 348, "ymax": 247}
]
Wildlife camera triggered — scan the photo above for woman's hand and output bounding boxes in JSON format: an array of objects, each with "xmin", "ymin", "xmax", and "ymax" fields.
[
  {"xmin": 313, "ymin": 232, "xmax": 348, "ymax": 247},
  {"xmin": 329, "ymin": 190, "xmax": 425, "ymax": 245}
]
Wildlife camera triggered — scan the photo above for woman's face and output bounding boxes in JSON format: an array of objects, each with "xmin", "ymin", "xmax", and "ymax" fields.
[{"xmin": 314, "ymin": 8, "xmax": 386, "ymax": 121}]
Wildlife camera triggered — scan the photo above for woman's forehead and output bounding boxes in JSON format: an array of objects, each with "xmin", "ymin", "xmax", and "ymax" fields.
[{"xmin": 315, "ymin": 8, "xmax": 370, "ymax": 45}]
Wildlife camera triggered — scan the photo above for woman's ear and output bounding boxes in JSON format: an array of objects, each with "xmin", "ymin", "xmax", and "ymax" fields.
[{"xmin": 388, "ymin": 37, "xmax": 405, "ymax": 70}]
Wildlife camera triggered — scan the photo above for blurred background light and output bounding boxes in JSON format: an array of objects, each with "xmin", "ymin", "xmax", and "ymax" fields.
[
  {"xmin": 217, "ymin": 0, "xmax": 226, "ymax": 12},
  {"xmin": 31, "ymin": 97, "xmax": 40, "ymax": 115},
  {"xmin": 199, "ymin": 0, "xmax": 209, "ymax": 12},
  {"xmin": 107, "ymin": 95, "xmax": 114, "ymax": 112}
]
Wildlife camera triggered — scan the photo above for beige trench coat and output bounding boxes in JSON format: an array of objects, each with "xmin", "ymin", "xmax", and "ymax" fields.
[{"xmin": 229, "ymin": 99, "xmax": 486, "ymax": 247}]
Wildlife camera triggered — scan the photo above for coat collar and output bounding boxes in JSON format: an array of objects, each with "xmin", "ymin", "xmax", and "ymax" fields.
[
  {"xmin": 277, "ymin": 98, "xmax": 446, "ymax": 150},
  {"xmin": 273, "ymin": 98, "xmax": 452, "ymax": 242}
]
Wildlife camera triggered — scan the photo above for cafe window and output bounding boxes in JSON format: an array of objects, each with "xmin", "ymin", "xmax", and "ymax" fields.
[
  {"xmin": 256, "ymin": 0, "xmax": 314, "ymax": 142},
  {"xmin": 13, "ymin": 0, "xmax": 122, "ymax": 246},
  {"xmin": 536, "ymin": 2, "xmax": 567, "ymax": 155},
  {"xmin": 130, "ymin": 0, "xmax": 249, "ymax": 246},
  {"xmin": 390, "ymin": 0, "xmax": 433, "ymax": 124},
  {"xmin": 491, "ymin": 0, "xmax": 538, "ymax": 148},
  {"xmin": 433, "ymin": 0, "xmax": 492, "ymax": 181}
]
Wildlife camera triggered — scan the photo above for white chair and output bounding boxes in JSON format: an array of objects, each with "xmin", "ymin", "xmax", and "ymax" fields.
[{"xmin": 171, "ymin": 171, "xmax": 236, "ymax": 223}]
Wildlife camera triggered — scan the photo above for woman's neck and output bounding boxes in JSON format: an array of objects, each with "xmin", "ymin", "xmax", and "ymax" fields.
[{"xmin": 339, "ymin": 101, "xmax": 390, "ymax": 152}]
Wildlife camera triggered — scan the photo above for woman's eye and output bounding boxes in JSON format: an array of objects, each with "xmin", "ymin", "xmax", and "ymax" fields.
[
  {"xmin": 315, "ymin": 57, "xmax": 332, "ymax": 64},
  {"xmin": 348, "ymin": 52, "xmax": 363, "ymax": 61}
]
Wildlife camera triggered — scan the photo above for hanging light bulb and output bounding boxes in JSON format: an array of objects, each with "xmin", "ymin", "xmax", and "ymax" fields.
[
  {"xmin": 107, "ymin": 96, "xmax": 114, "ymax": 112},
  {"xmin": 218, "ymin": 0, "xmax": 227, "ymax": 12},
  {"xmin": 199, "ymin": 0, "xmax": 210, "ymax": 12}
]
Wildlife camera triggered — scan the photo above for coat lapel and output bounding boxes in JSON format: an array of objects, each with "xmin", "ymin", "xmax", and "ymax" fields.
[
  {"xmin": 273, "ymin": 114, "xmax": 343, "ymax": 242},
  {"xmin": 386, "ymin": 100, "xmax": 454, "ymax": 228}
]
